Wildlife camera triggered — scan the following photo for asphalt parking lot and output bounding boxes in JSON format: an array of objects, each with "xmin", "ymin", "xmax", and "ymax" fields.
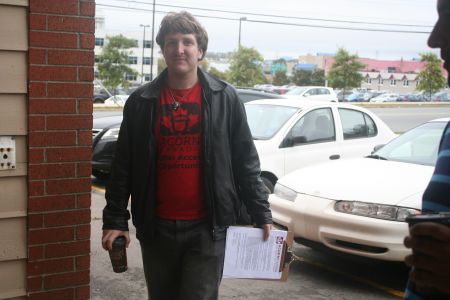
[{"xmin": 90, "ymin": 184, "xmax": 407, "ymax": 300}]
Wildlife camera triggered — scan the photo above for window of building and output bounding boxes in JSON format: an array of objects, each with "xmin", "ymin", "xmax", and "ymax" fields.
[
  {"xmin": 144, "ymin": 74, "xmax": 152, "ymax": 81},
  {"xmin": 403, "ymin": 80, "xmax": 409, "ymax": 87},
  {"xmin": 143, "ymin": 57, "xmax": 152, "ymax": 65},
  {"xmin": 416, "ymin": 80, "xmax": 420, "ymax": 87},
  {"xmin": 95, "ymin": 37, "xmax": 104, "ymax": 46},
  {"xmin": 126, "ymin": 73, "xmax": 137, "ymax": 81},
  {"xmin": 390, "ymin": 79, "xmax": 396, "ymax": 86},
  {"xmin": 133, "ymin": 39, "xmax": 139, "ymax": 47},
  {"xmin": 366, "ymin": 78, "xmax": 372, "ymax": 84},
  {"xmin": 144, "ymin": 40, "xmax": 153, "ymax": 48},
  {"xmin": 388, "ymin": 67, "xmax": 396, "ymax": 73},
  {"xmin": 378, "ymin": 78, "xmax": 384, "ymax": 85},
  {"xmin": 128, "ymin": 56, "xmax": 138, "ymax": 64}
]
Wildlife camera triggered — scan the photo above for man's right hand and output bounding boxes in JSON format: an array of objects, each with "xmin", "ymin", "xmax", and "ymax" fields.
[{"xmin": 102, "ymin": 229, "xmax": 130, "ymax": 251}]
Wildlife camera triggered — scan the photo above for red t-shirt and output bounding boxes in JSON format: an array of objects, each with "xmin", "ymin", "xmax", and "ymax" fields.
[{"xmin": 154, "ymin": 82, "xmax": 206, "ymax": 220}]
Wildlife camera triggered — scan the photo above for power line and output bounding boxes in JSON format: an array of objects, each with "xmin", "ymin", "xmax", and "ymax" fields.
[
  {"xmin": 106, "ymin": 0, "xmax": 433, "ymax": 28},
  {"xmin": 96, "ymin": 3, "xmax": 431, "ymax": 34}
]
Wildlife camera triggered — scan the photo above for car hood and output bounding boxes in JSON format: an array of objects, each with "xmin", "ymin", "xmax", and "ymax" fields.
[
  {"xmin": 93, "ymin": 115, "xmax": 123, "ymax": 129},
  {"xmin": 278, "ymin": 158, "xmax": 434, "ymax": 208}
]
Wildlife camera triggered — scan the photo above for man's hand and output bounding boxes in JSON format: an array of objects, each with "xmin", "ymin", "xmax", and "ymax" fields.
[
  {"xmin": 404, "ymin": 222, "xmax": 450, "ymax": 295},
  {"xmin": 261, "ymin": 224, "xmax": 272, "ymax": 241},
  {"xmin": 102, "ymin": 229, "xmax": 130, "ymax": 251}
]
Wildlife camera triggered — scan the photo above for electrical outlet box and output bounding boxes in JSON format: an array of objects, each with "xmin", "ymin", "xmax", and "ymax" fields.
[{"xmin": 0, "ymin": 136, "xmax": 16, "ymax": 171}]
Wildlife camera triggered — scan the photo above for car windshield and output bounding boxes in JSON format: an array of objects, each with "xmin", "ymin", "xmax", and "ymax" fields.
[
  {"xmin": 373, "ymin": 121, "xmax": 447, "ymax": 166},
  {"xmin": 285, "ymin": 87, "xmax": 308, "ymax": 96},
  {"xmin": 245, "ymin": 104, "xmax": 299, "ymax": 140}
]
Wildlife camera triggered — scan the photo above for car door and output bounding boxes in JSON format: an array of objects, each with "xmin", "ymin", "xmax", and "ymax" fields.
[
  {"xmin": 337, "ymin": 108, "xmax": 381, "ymax": 158},
  {"xmin": 281, "ymin": 107, "xmax": 341, "ymax": 176}
]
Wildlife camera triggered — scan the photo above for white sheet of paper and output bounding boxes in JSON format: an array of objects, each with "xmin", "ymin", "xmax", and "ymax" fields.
[{"xmin": 222, "ymin": 226, "xmax": 288, "ymax": 279}]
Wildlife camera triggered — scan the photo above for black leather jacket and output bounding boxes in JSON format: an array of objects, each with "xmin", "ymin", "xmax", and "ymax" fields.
[{"xmin": 102, "ymin": 68, "xmax": 272, "ymax": 241}]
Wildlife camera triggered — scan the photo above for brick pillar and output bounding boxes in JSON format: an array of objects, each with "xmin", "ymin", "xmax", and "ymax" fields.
[{"xmin": 27, "ymin": 1, "xmax": 95, "ymax": 299}]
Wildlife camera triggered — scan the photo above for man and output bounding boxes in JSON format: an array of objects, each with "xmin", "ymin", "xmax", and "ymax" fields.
[
  {"xmin": 101, "ymin": 11, "xmax": 272, "ymax": 300},
  {"xmin": 403, "ymin": 0, "xmax": 450, "ymax": 298}
]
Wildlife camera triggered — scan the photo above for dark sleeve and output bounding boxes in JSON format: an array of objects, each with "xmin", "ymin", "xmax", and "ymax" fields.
[
  {"xmin": 102, "ymin": 100, "xmax": 133, "ymax": 231},
  {"xmin": 229, "ymin": 88, "xmax": 272, "ymax": 225}
]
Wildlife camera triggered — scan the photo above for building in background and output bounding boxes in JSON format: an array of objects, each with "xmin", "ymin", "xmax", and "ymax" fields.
[{"xmin": 94, "ymin": 15, "xmax": 158, "ymax": 85}]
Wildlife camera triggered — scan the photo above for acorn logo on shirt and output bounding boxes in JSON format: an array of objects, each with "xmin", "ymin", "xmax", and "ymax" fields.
[{"xmin": 160, "ymin": 103, "xmax": 200, "ymax": 135}]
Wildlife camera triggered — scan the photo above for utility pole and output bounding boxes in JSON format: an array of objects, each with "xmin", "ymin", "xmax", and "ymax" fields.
[
  {"xmin": 238, "ymin": 17, "xmax": 247, "ymax": 48},
  {"xmin": 150, "ymin": 0, "xmax": 156, "ymax": 81},
  {"xmin": 139, "ymin": 24, "xmax": 150, "ymax": 84}
]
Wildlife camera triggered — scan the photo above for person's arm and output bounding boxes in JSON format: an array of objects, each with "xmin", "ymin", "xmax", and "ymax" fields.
[
  {"xmin": 102, "ymin": 100, "xmax": 134, "ymax": 249},
  {"xmin": 404, "ymin": 222, "xmax": 450, "ymax": 295},
  {"xmin": 229, "ymin": 88, "xmax": 272, "ymax": 236}
]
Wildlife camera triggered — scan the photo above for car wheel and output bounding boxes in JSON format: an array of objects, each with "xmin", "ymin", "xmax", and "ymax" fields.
[
  {"xmin": 93, "ymin": 170, "xmax": 109, "ymax": 180},
  {"xmin": 261, "ymin": 176, "xmax": 274, "ymax": 193}
]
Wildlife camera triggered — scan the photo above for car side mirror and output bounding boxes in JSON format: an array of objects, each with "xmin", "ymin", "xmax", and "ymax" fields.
[{"xmin": 371, "ymin": 144, "xmax": 385, "ymax": 154}]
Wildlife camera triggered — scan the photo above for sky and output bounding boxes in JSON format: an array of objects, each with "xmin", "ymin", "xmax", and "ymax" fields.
[{"xmin": 96, "ymin": 0, "xmax": 439, "ymax": 61}]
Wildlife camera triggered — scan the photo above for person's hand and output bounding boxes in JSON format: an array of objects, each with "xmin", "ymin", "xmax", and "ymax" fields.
[
  {"xmin": 102, "ymin": 229, "xmax": 130, "ymax": 251},
  {"xmin": 261, "ymin": 224, "xmax": 272, "ymax": 241},
  {"xmin": 404, "ymin": 222, "xmax": 450, "ymax": 295}
]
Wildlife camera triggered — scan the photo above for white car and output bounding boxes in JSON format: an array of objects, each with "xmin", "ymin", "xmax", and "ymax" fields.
[
  {"xmin": 370, "ymin": 93, "xmax": 399, "ymax": 102},
  {"xmin": 284, "ymin": 86, "xmax": 338, "ymax": 102},
  {"xmin": 245, "ymin": 99, "xmax": 396, "ymax": 191},
  {"xmin": 269, "ymin": 118, "xmax": 449, "ymax": 261}
]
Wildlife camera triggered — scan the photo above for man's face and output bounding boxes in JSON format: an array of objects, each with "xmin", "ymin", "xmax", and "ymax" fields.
[
  {"xmin": 429, "ymin": 0, "xmax": 450, "ymax": 85},
  {"xmin": 162, "ymin": 32, "xmax": 203, "ymax": 78}
]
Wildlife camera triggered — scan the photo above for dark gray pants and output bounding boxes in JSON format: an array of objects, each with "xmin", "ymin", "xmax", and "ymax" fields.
[{"xmin": 140, "ymin": 218, "xmax": 226, "ymax": 300}]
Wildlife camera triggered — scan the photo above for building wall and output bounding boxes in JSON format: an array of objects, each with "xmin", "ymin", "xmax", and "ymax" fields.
[
  {"xmin": 27, "ymin": 0, "xmax": 94, "ymax": 299},
  {"xmin": 0, "ymin": 1, "xmax": 29, "ymax": 299}
]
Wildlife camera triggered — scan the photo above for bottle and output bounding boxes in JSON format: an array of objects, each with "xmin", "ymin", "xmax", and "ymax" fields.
[{"xmin": 108, "ymin": 236, "xmax": 127, "ymax": 273}]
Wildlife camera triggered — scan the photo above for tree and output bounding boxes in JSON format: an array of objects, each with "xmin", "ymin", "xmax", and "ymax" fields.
[
  {"xmin": 292, "ymin": 69, "xmax": 326, "ymax": 86},
  {"xmin": 208, "ymin": 67, "xmax": 228, "ymax": 81},
  {"xmin": 327, "ymin": 48, "xmax": 365, "ymax": 94},
  {"xmin": 227, "ymin": 46, "xmax": 266, "ymax": 87},
  {"xmin": 157, "ymin": 57, "xmax": 167, "ymax": 75},
  {"xmin": 272, "ymin": 71, "xmax": 290, "ymax": 86},
  {"xmin": 97, "ymin": 35, "xmax": 138, "ymax": 92},
  {"xmin": 416, "ymin": 52, "xmax": 447, "ymax": 99}
]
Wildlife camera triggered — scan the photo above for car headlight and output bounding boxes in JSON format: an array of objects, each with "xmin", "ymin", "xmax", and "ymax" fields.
[
  {"xmin": 273, "ymin": 183, "xmax": 297, "ymax": 202},
  {"xmin": 334, "ymin": 201, "xmax": 421, "ymax": 222},
  {"xmin": 101, "ymin": 127, "xmax": 120, "ymax": 139}
]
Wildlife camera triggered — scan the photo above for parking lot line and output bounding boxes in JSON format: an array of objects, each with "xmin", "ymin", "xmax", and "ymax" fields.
[{"xmin": 300, "ymin": 256, "xmax": 405, "ymax": 298}]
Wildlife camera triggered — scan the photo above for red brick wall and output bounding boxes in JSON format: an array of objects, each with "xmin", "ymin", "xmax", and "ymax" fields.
[{"xmin": 27, "ymin": 1, "xmax": 94, "ymax": 299}]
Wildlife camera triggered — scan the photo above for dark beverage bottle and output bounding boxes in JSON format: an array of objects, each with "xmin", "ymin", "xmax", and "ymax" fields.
[{"xmin": 108, "ymin": 236, "xmax": 127, "ymax": 273}]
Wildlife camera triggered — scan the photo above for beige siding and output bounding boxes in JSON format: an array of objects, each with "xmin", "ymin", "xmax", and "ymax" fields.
[
  {"xmin": 0, "ymin": 5, "xmax": 27, "ymax": 51},
  {"xmin": 0, "ymin": 95, "xmax": 27, "ymax": 134},
  {"xmin": 0, "ymin": 260, "xmax": 26, "ymax": 299},
  {"xmin": 0, "ymin": 1, "xmax": 28, "ymax": 299},
  {"xmin": 0, "ymin": 52, "xmax": 27, "ymax": 93}
]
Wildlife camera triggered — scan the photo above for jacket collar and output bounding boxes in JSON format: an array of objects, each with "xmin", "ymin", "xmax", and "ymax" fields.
[{"xmin": 140, "ymin": 68, "xmax": 225, "ymax": 100}]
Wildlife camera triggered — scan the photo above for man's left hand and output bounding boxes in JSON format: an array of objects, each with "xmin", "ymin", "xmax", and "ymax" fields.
[{"xmin": 261, "ymin": 224, "xmax": 272, "ymax": 241}]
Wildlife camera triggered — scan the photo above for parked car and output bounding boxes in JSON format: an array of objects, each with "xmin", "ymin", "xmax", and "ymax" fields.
[
  {"xmin": 236, "ymin": 88, "xmax": 285, "ymax": 103},
  {"xmin": 370, "ymin": 93, "xmax": 399, "ymax": 102},
  {"xmin": 397, "ymin": 93, "xmax": 424, "ymax": 102},
  {"xmin": 335, "ymin": 90, "xmax": 353, "ymax": 102},
  {"xmin": 432, "ymin": 91, "xmax": 450, "ymax": 102},
  {"xmin": 284, "ymin": 86, "xmax": 338, "ymax": 102},
  {"xmin": 245, "ymin": 99, "xmax": 396, "ymax": 191},
  {"xmin": 269, "ymin": 118, "xmax": 449, "ymax": 261},
  {"xmin": 92, "ymin": 90, "xmax": 284, "ymax": 178},
  {"xmin": 346, "ymin": 92, "xmax": 365, "ymax": 102},
  {"xmin": 93, "ymin": 91, "xmax": 110, "ymax": 104}
]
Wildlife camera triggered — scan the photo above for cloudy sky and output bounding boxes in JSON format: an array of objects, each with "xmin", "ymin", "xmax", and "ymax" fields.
[{"xmin": 96, "ymin": 0, "xmax": 438, "ymax": 60}]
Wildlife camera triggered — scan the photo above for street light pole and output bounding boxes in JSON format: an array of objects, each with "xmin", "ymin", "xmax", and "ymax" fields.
[
  {"xmin": 150, "ymin": 0, "xmax": 156, "ymax": 81},
  {"xmin": 139, "ymin": 24, "xmax": 150, "ymax": 84},
  {"xmin": 238, "ymin": 17, "xmax": 247, "ymax": 49}
]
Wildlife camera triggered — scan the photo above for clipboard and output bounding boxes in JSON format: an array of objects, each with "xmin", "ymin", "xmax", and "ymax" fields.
[{"xmin": 222, "ymin": 227, "xmax": 301, "ymax": 281}]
